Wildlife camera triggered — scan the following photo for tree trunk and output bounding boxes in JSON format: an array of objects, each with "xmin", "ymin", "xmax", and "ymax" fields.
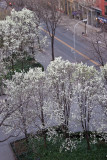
[
  {"xmin": 24, "ymin": 128, "xmax": 29, "ymax": 145},
  {"xmin": 85, "ymin": 131, "xmax": 90, "ymax": 150},
  {"xmin": 0, "ymin": 79, "xmax": 4, "ymax": 95},
  {"xmin": 22, "ymin": 116, "xmax": 29, "ymax": 145},
  {"xmin": 36, "ymin": 24, "xmax": 41, "ymax": 51},
  {"xmin": 41, "ymin": 107, "xmax": 47, "ymax": 148},
  {"xmin": 51, "ymin": 35, "xmax": 55, "ymax": 61},
  {"xmin": 37, "ymin": 35, "xmax": 41, "ymax": 51},
  {"xmin": 42, "ymin": 130, "xmax": 47, "ymax": 148},
  {"xmin": 11, "ymin": 59, "xmax": 14, "ymax": 73},
  {"xmin": 22, "ymin": 60, "xmax": 24, "ymax": 71}
]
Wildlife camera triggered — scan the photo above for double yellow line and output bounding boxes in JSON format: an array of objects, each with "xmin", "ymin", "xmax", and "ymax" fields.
[{"xmin": 41, "ymin": 27, "xmax": 100, "ymax": 66}]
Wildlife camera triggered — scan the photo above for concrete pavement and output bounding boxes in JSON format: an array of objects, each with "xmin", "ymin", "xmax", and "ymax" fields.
[{"xmin": 0, "ymin": 129, "xmax": 15, "ymax": 160}]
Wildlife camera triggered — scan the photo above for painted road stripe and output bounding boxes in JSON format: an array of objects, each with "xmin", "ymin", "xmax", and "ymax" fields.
[{"xmin": 41, "ymin": 27, "xmax": 100, "ymax": 66}]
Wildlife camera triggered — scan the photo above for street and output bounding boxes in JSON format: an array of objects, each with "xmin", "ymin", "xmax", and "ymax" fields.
[
  {"xmin": 54, "ymin": 26, "xmax": 98, "ymax": 65},
  {"xmin": 37, "ymin": 23, "xmax": 101, "ymax": 70}
]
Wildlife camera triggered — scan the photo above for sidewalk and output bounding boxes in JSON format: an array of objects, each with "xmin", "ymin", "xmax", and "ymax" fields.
[{"xmin": 0, "ymin": 129, "xmax": 15, "ymax": 160}]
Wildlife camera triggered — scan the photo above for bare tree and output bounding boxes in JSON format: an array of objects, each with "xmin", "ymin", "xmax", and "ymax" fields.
[
  {"xmin": 6, "ymin": 0, "xmax": 25, "ymax": 10},
  {"xmin": 90, "ymin": 31, "xmax": 107, "ymax": 66},
  {"xmin": 24, "ymin": 0, "xmax": 62, "ymax": 61}
]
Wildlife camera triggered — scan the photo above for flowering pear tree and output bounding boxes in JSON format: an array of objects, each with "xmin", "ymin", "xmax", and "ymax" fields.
[
  {"xmin": 46, "ymin": 57, "xmax": 76, "ymax": 132},
  {"xmin": 100, "ymin": 63, "xmax": 107, "ymax": 85},
  {"xmin": 96, "ymin": 85, "xmax": 107, "ymax": 133},
  {"xmin": 24, "ymin": 68, "xmax": 48, "ymax": 147},
  {"xmin": 95, "ymin": 64, "xmax": 107, "ymax": 120},
  {"xmin": 3, "ymin": 72, "xmax": 34, "ymax": 143},
  {"xmin": 96, "ymin": 64, "xmax": 107, "ymax": 129},
  {"xmin": 1, "ymin": 56, "xmax": 107, "ymax": 151},
  {"xmin": 43, "ymin": 57, "xmax": 79, "ymax": 152},
  {"xmin": 73, "ymin": 63, "xmax": 99, "ymax": 150},
  {"xmin": 3, "ymin": 68, "xmax": 48, "ymax": 145},
  {"xmin": 90, "ymin": 64, "xmax": 107, "ymax": 142},
  {"xmin": 0, "ymin": 93, "xmax": 23, "ymax": 142},
  {"xmin": 0, "ymin": 8, "xmax": 47, "ymax": 72},
  {"xmin": 9, "ymin": 8, "xmax": 47, "ymax": 56},
  {"xmin": 0, "ymin": 58, "xmax": 7, "ymax": 95},
  {"xmin": 0, "ymin": 18, "xmax": 19, "ymax": 72}
]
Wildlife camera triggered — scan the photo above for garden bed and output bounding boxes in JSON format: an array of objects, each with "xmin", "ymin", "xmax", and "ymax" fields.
[{"xmin": 10, "ymin": 130, "xmax": 107, "ymax": 160}]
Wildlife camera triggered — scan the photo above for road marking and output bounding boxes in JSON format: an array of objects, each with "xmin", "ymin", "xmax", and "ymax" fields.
[{"xmin": 41, "ymin": 27, "xmax": 100, "ymax": 66}]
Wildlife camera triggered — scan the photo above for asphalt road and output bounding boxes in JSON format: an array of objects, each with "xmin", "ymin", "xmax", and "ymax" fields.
[
  {"xmin": 55, "ymin": 26, "xmax": 97, "ymax": 65},
  {"xmin": 38, "ymin": 24, "xmax": 100, "ymax": 70}
]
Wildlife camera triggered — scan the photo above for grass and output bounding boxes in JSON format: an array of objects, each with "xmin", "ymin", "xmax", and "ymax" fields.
[
  {"xmin": 11, "ymin": 135, "xmax": 107, "ymax": 160},
  {"xmin": 13, "ymin": 56, "xmax": 44, "ymax": 72},
  {"xmin": 6, "ymin": 56, "xmax": 44, "ymax": 79}
]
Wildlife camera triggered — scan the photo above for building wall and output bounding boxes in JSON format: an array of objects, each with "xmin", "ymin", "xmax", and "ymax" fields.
[
  {"xmin": 62, "ymin": 0, "xmax": 73, "ymax": 15},
  {"xmin": 63, "ymin": 0, "xmax": 107, "ymax": 27},
  {"xmin": 72, "ymin": 0, "xmax": 97, "ymax": 26},
  {"xmin": 64, "ymin": 0, "xmax": 107, "ymax": 17},
  {"xmin": 67, "ymin": 0, "xmax": 73, "ymax": 15},
  {"xmin": 58, "ymin": 0, "xmax": 66, "ymax": 12},
  {"xmin": 95, "ymin": 0, "xmax": 107, "ymax": 16}
]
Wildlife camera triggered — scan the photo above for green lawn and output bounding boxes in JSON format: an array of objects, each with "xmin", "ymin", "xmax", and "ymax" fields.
[
  {"xmin": 6, "ymin": 56, "xmax": 44, "ymax": 79},
  {"xmin": 12, "ymin": 136, "xmax": 107, "ymax": 160}
]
